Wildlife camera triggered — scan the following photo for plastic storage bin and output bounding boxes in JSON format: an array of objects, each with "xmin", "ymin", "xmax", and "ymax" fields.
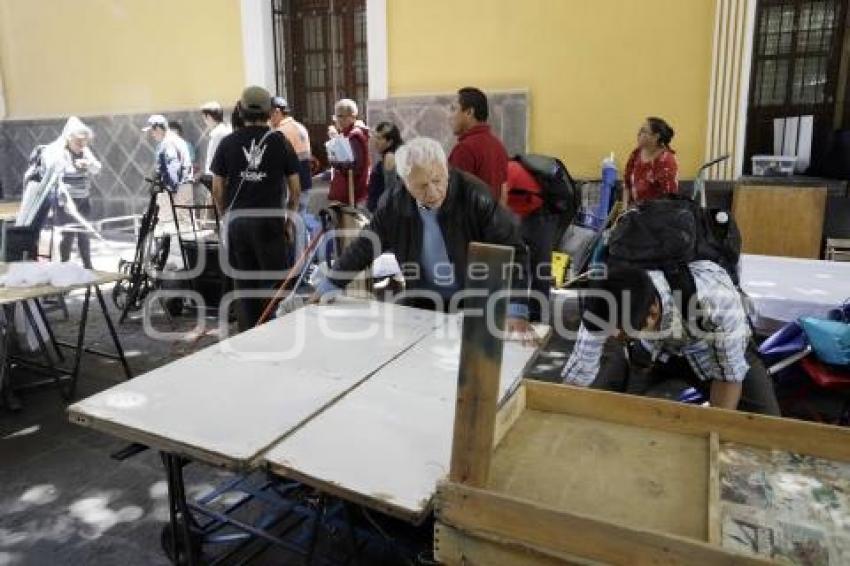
[{"xmin": 751, "ymin": 155, "xmax": 797, "ymax": 176}]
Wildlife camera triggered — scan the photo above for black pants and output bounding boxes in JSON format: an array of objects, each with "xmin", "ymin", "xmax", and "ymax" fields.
[
  {"xmin": 591, "ymin": 338, "xmax": 781, "ymax": 415},
  {"xmin": 226, "ymin": 216, "xmax": 293, "ymax": 332},
  {"xmin": 57, "ymin": 197, "xmax": 92, "ymax": 268},
  {"xmin": 521, "ymin": 212, "xmax": 558, "ymax": 322}
]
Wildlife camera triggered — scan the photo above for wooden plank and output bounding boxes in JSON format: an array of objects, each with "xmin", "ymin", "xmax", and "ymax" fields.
[
  {"xmin": 434, "ymin": 522, "xmax": 595, "ymax": 566},
  {"xmin": 732, "ymin": 184, "xmax": 827, "ymax": 258},
  {"xmin": 493, "ymin": 384, "xmax": 526, "ymax": 450},
  {"xmin": 708, "ymin": 432, "xmax": 721, "ymax": 545},
  {"xmin": 263, "ymin": 325, "xmax": 543, "ymax": 522},
  {"xmin": 488, "ymin": 409, "xmax": 710, "ymax": 540},
  {"xmin": 69, "ymin": 301, "xmax": 447, "ymax": 471},
  {"xmin": 437, "ymin": 481, "xmax": 773, "ymax": 566},
  {"xmin": 449, "ymin": 242, "xmax": 514, "ymax": 487},
  {"xmin": 524, "ymin": 381, "xmax": 850, "ymax": 462}
]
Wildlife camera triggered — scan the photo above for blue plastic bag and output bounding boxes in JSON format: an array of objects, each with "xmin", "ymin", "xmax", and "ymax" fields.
[{"xmin": 800, "ymin": 316, "xmax": 850, "ymax": 367}]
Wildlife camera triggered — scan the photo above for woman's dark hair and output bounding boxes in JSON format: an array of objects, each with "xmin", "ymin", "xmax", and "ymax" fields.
[
  {"xmin": 168, "ymin": 120, "xmax": 183, "ymax": 135},
  {"xmin": 375, "ymin": 121, "xmax": 403, "ymax": 154},
  {"xmin": 647, "ymin": 116, "xmax": 675, "ymax": 149},
  {"xmin": 241, "ymin": 109, "xmax": 270, "ymax": 123},
  {"xmin": 231, "ymin": 102, "xmax": 245, "ymax": 130},
  {"xmin": 580, "ymin": 267, "xmax": 658, "ymax": 334},
  {"xmin": 458, "ymin": 87, "xmax": 489, "ymax": 122},
  {"xmin": 202, "ymin": 107, "xmax": 224, "ymax": 123}
]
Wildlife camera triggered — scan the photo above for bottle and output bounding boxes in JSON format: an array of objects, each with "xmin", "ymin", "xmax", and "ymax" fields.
[{"xmin": 596, "ymin": 152, "xmax": 617, "ymax": 230}]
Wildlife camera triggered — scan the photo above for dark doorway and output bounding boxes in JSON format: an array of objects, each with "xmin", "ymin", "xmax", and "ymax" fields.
[
  {"xmin": 744, "ymin": 0, "xmax": 849, "ymax": 175},
  {"xmin": 272, "ymin": 0, "xmax": 368, "ymax": 168}
]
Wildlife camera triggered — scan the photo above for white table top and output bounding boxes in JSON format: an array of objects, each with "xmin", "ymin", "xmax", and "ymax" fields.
[
  {"xmin": 550, "ymin": 255, "xmax": 850, "ymax": 334},
  {"xmin": 740, "ymin": 254, "xmax": 850, "ymax": 332},
  {"xmin": 69, "ymin": 301, "xmax": 449, "ymax": 470},
  {"xmin": 263, "ymin": 319, "xmax": 545, "ymax": 522}
]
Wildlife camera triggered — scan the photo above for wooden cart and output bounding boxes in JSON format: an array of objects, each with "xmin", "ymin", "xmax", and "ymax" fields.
[{"xmin": 437, "ymin": 315, "xmax": 850, "ymax": 565}]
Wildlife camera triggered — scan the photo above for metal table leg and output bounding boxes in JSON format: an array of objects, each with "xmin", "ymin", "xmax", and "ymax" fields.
[
  {"xmin": 0, "ymin": 305, "xmax": 20, "ymax": 411},
  {"xmin": 162, "ymin": 452, "xmax": 201, "ymax": 566},
  {"xmin": 21, "ymin": 301, "xmax": 58, "ymax": 389},
  {"xmin": 34, "ymin": 298, "xmax": 65, "ymax": 363},
  {"xmin": 94, "ymin": 285, "xmax": 132, "ymax": 379},
  {"xmin": 62, "ymin": 286, "xmax": 91, "ymax": 400}
]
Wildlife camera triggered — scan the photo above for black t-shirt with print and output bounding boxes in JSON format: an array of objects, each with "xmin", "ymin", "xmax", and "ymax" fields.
[{"xmin": 210, "ymin": 126, "xmax": 300, "ymax": 210}]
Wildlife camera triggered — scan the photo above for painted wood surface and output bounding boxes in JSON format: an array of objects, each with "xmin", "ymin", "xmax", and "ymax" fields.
[
  {"xmin": 69, "ymin": 302, "xmax": 448, "ymax": 470},
  {"xmin": 732, "ymin": 184, "xmax": 827, "ymax": 259},
  {"xmin": 263, "ymin": 319, "xmax": 545, "ymax": 522},
  {"xmin": 0, "ymin": 201, "xmax": 21, "ymax": 221}
]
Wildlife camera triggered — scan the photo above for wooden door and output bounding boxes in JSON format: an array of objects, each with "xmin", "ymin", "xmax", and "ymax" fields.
[{"xmin": 273, "ymin": 0, "xmax": 368, "ymax": 168}]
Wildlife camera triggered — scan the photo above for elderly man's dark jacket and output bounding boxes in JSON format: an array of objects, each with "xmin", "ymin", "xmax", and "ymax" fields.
[{"xmin": 328, "ymin": 168, "xmax": 528, "ymax": 301}]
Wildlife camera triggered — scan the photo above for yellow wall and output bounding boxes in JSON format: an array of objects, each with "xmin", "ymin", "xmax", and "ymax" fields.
[
  {"xmin": 387, "ymin": 0, "xmax": 717, "ymax": 178},
  {"xmin": 0, "ymin": 0, "xmax": 245, "ymax": 119}
]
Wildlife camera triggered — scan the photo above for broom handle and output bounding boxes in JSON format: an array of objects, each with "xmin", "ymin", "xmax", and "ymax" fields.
[
  {"xmin": 255, "ymin": 228, "xmax": 325, "ymax": 326},
  {"xmin": 348, "ymin": 169, "xmax": 355, "ymax": 206}
]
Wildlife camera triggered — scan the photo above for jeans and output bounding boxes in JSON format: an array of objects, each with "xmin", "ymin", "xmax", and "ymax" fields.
[
  {"xmin": 591, "ymin": 338, "xmax": 781, "ymax": 415},
  {"xmin": 57, "ymin": 196, "xmax": 92, "ymax": 268}
]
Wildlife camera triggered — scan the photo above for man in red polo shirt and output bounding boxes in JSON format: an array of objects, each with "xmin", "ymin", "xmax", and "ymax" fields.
[{"xmin": 448, "ymin": 87, "xmax": 509, "ymax": 202}]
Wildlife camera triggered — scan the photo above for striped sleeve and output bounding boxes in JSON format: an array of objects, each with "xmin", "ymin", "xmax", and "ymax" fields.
[
  {"xmin": 693, "ymin": 262, "xmax": 750, "ymax": 382},
  {"xmin": 560, "ymin": 322, "xmax": 607, "ymax": 387}
]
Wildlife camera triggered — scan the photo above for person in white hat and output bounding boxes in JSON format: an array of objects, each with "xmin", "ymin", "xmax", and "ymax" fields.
[{"xmin": 142, "ymin": 114, "xmax": 194, "ymax": 236}]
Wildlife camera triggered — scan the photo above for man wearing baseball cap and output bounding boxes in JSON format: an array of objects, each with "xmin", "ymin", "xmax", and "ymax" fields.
[
  {"xmin": 142, "ymin": 114, "xmax": 194, "ymax": 236},
  {"xmin": 270, "ymin": 96, "xmax": 312, "ymax": 211},
  {"xmin": 211, "ymin": 85, "xmax": 301, "ymax": 331}
]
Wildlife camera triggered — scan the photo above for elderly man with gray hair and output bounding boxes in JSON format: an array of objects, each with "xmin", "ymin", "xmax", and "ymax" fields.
[
  {"xmin": 314, "ymin": 136, "xmax": 534, "ymax": 337},
  {"xmin": 327, "ymin": 98, "xmax": 370, "ymax": 205}
]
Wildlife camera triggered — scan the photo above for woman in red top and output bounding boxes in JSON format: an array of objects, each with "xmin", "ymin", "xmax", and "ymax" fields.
[{"xmin": 624, "ymin": 117, "xmax": 678, "ymax": 206}]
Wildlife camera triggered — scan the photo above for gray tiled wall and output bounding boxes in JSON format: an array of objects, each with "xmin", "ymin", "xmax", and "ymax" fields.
[
  {"xmin": 0, "ymin": 92, "xmax": 527, "ymax": 220},
  {"xmin": 366, "ymin": 90, "xmax": 528, "ymax": 158},
  {"xmin": 0, "ymin": 110, "xmax": 211, "ymax": 219}
]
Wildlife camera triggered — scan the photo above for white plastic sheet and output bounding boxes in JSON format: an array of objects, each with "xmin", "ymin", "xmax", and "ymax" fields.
[{"xmin": 0, "ymin": 261, "xmax": 96, "ymax": 288}]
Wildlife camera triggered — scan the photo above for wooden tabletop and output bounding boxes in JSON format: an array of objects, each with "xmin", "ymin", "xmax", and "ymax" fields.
[
  {"xmin": 263, "ymin": 322, "xmax": 546, "ymax": 523},
  {"xmin": 0, "ymin": 201, "xmax": 20, "ymax": 222},
  {"xmin": 68, "ymin": 301, "xmax": 451, "ymax": 471}
]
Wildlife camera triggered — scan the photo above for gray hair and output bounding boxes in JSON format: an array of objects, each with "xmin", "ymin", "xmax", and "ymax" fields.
[
  {"xmin": 334, "ymin": 98, "xmax": 358, "ymax": 116},
  {"xmin": 62, "ymin": 116, "xmax": 93, "ymax": 141},
  {"xmin": 395, "ymin": 137, "xmax": 447, "ymax": 179}
]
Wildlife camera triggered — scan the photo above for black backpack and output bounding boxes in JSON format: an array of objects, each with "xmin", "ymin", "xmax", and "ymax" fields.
[
  {"xmin": 514, "ymin": 153, "xmax": 579, "ymax": 221},
  {"xmin": 23, "ymin": 144, "xmax": 48, "ymax": 184},
  {"xmin": 608, "ymin": 194, "xmax": 741, "ymax": 281},
  {"xmin": 607, "ymin": 193, "xmax": 742, "ymax": 331}
]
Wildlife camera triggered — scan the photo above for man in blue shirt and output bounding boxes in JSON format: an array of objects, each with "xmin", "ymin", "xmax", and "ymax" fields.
[{"xmin": 143, "ymin": 114, "xmax": 194, "ymax": 236}]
